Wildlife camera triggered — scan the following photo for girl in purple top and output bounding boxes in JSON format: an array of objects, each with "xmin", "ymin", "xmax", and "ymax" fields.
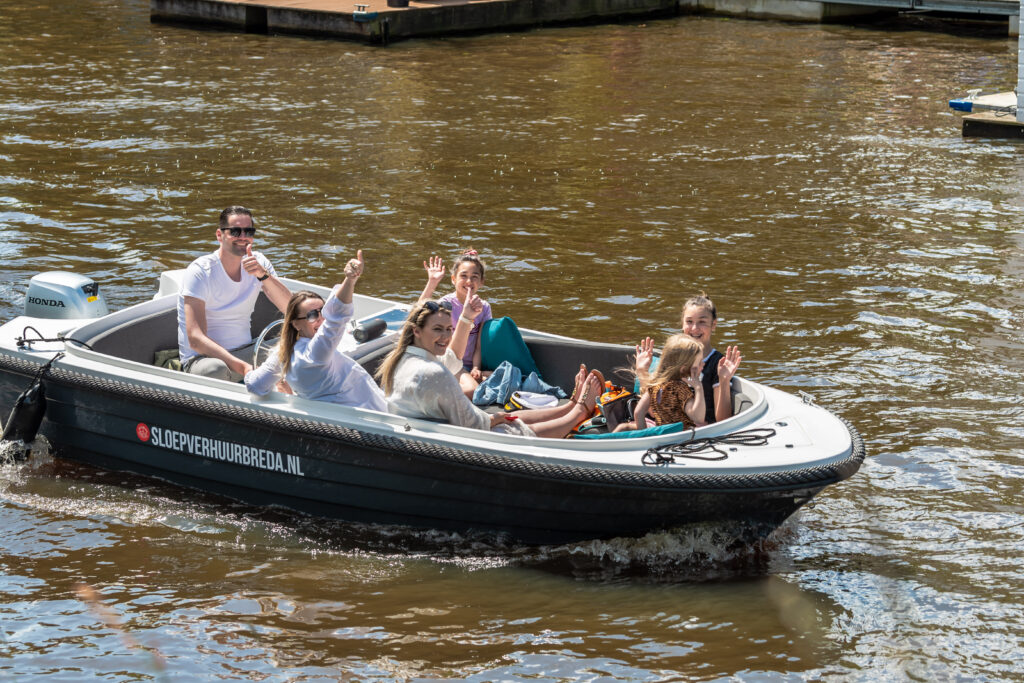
[{"xmin": 418, "ymin": 249, "xmax": 492, "ymax": 398}]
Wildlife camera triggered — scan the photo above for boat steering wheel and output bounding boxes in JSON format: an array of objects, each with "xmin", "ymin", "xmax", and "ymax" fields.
[{"xmin": 253, "ymin": 318, "xmax": 285, "ymax": 368}]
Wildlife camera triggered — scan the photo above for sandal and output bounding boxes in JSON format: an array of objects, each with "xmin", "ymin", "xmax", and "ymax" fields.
[
  {"xmin": 569, "ymin": 376, "xmax": 600, "ymax": 433},
  {"xmin": 568, "ymin": 364, "xmax": 587, "ymax": 404},
  {"xmin": 579, "ymin": 374, "xmax": 601, "ymax": 414}
]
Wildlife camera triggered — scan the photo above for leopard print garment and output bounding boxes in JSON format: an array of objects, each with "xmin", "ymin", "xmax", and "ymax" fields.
[{"xmin": 646, "ymin": 379, "xmax": 696, "ymax": 429}]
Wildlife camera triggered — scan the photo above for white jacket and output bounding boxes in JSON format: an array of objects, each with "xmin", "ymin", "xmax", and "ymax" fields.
[{"xmin": 245, "ymin": 296, "xmax": 386, "ymax": 412}]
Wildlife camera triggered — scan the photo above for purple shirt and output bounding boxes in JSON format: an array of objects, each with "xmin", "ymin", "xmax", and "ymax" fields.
[{"xmin": 441, "ymin": 293, "xmax": 492, "ymax": 369}]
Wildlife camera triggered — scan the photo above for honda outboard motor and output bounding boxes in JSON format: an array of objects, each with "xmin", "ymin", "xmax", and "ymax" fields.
[
  {"xmin": 2, "ymin": 271, "xmax": 102, "ymax": 459},
  {"xmin": 24, "ymin": 272, "xmax": 108, "ymax": 319}
]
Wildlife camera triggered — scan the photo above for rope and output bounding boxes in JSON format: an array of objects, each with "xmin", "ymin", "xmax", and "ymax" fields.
[
  {"xmin": 31, "ymin": 351, "xmax": 65, "ymax": 382},
  {"xmin": 16, "ymin": 326, "xmax": 94, "ymax": 351},
  {"xmin": 642, "ymin": 427, "xmax": 778, "ymax": 465}
]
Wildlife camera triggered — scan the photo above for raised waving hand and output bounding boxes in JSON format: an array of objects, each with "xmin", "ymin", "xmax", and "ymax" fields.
[{"xmin": 417, "ymin": 255, "xmax": 446, "ymax": 304}]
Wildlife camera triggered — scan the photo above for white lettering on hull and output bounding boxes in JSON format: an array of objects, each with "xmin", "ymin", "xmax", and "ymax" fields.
[{"xmin": 135, "ymin": 422, "xmax": 305, "ymax": 477}]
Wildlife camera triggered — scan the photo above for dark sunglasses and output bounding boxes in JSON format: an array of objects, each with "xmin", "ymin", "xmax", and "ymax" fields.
[
  {"xmin": 223, "ymin": 226, "xmax": 256, "ymax": 238},
  {"xmin": 303, "ymin": 307, "xmax": 323, "ymax": 322},
  {"xmin": 423, "ymin": 300, "xmax": 452, "ymax": 313}
]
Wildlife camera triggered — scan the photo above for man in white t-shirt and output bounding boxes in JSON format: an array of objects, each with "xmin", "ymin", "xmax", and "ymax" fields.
[{"xmin": 177, "ymin": 206, "xmax": 292, "ymax": 381}]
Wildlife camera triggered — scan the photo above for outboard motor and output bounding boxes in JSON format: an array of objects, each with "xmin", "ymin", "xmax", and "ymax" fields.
[
  {"xmin": 24, "ymin": 272, "xmax": 108, "ymax": 319},
  {"xmin": 1, "ymin": 270, "xmax": 101, "ymax": 459}
]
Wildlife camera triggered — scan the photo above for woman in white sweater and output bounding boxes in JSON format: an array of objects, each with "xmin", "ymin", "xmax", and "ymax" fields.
[
  {"xmin": 375, "ymin": 300, "xmax": 598, "ymax": 436},
  {"xmin": 244, "ymin": 250, "xmax": 387, "ymax": 412}
]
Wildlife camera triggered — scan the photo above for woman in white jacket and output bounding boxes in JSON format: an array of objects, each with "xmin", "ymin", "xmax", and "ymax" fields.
[
  {"xmin": 375, "ymin": 299, "xmax": 598, "ymax": 436},
  {"xmin": 244, "ymin": 250, "xmax": 386, "ymax": 412}
]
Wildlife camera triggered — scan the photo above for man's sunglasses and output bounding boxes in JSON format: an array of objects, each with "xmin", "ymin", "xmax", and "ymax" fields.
[
  {"xmin": 303, "ymin": 307, "xmax": 323, "ymax": 322},
  {"xmin": 223, "ymin": 227, "xmax": 256, "ymax": 238}
]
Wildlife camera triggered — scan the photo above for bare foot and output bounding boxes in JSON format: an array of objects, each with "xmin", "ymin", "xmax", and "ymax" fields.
[
  {"xmin": 575, "ymin": 373, "xmax": 602, "ymax": 415},
  {"xmin": 569, "ymin": 364, "xmax": 588, "ymax": 404}
]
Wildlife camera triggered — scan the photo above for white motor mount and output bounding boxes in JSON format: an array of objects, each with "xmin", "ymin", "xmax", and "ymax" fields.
[{"xmin": 24, "ymin": 272, "xmax": 109, "ymax": 319}]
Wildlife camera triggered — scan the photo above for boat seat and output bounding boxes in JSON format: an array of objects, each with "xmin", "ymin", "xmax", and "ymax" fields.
[
  {"xmin": 87, "ymin": 293, "xmax": 283, "ymax": 368},
  {"xmin": 732, "ymin": 385, "xmax": 753, "ymax": 415},
  {"xmin": 522, "ymin": 335, "xmax": 634, "ymax": 394},
  {"xmin": 88, "ymin": 307, "xmax": 179, "ymax": 365},
  {"xmin": 352, "ymin": 338, "xmax": 752, "ymax": 423},
  {"xmin": 354, "ymin": 343, "xmax": 393, "ymax": 378}
]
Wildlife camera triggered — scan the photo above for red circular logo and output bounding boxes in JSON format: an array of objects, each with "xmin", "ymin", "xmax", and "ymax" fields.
[{"xmin": 136, "ymin": 423, "xmax": 151, "ymax": 442}]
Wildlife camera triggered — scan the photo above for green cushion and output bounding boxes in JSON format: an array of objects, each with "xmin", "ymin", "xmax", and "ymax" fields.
[
  {"xmin": 480, "ymin": 317, "xmax": 540, "ymax": 376},
  {"xmin": 632, "ymin": 355, "xmax": 660, "ymax": 393},
  {"xmin": 572, "ymin": 422, "xmax": 686, "ymax": 440}
]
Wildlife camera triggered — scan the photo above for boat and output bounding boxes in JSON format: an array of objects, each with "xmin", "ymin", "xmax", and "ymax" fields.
[
  {"xmin": 948, "ymin": 89, "xmax": 1016, "ymax": 115},
  {"xmin": 0, "ymin": 270, "xmax": 865, "ymax": 545}
]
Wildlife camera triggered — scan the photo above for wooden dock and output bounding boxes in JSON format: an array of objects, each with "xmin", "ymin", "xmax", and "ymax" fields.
[
  {"xmin": 962, "ymin": 111, "xmax": 1024, "ymax": 138},
  {"xmin": 151, "ymin": 0, "xmax": 1022, "ymax": 44},
  {"xmin": 150, "ymin": 0, "xmax": 680, "ymax": 44}
]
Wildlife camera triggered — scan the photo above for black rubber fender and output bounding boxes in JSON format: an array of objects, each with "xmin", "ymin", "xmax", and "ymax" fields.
[{"xmin": 1, "ymin": 379, "xmax": 46, "ymax": 451}]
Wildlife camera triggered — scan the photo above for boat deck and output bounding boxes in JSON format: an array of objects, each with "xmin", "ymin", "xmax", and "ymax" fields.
[{"xmin": 949, "ymin": 90, "xmax": 1017, "ymax": 114}]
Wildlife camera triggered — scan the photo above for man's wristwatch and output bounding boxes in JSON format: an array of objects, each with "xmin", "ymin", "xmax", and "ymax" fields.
[{"xmin": 257, "ymin": 273, "xmax": 270, "ymax": 282}]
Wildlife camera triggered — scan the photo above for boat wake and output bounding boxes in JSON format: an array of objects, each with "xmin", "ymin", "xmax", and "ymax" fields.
[
  {"xmin": 0, "ymin": 435, "xmax": 52, "ymax": 468},
  {"xmin": 513, "ymin": 524, "xmax": 795, "ymax": 582},
  {"xmin": 281, "ymin": 513, "xmax": 794, "ymax": 581}
]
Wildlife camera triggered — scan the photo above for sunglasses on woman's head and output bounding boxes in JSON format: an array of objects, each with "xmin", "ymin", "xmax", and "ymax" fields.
[
  {"xmin": 303, "ymin": 307, "xmax": 323, "ymax": 322},
  {"xmin": 422, "ymin": 300, "xmax": 452, "ymax": 313},
  {"xmin": 223, "ymin": 227, "xmax": 256, "ymax": 238}
]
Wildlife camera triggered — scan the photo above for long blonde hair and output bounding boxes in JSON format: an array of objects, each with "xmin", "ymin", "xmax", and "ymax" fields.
[
  {"xmin": 277, "ymin": 290, "xmax": 324, "ymax": 373},
  {"xmin": 647, "ymin": 334, "xmax": 703, "ymax": 388},
  {"xmin": 375, "ymin": 301, "xmax": 452, "ymax": 395}
]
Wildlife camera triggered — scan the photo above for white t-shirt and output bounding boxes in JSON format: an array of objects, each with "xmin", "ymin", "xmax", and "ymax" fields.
[{"xmin": 177, "ymin": 250, "xmax": 276, "ymax": 363}]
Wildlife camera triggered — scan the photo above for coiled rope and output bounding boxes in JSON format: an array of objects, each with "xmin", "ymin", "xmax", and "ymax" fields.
[{"xmin": 642, "ymin": 427, "xmax": 778, "ymax": 465}]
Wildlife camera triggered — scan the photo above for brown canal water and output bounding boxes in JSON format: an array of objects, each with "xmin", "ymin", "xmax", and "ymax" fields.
[{"xmin": 3, "ymin": 0, "xmax": 1024, "ymax": 679}]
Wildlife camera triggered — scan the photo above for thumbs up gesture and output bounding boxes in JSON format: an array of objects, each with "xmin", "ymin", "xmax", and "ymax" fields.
[
  {"xmin": 242, "ymin": 244, "xmax": 266, "ymax": 279},
  {"xmin": 344, "ymin": 249, "xmax": 364, "ymax": 279}
]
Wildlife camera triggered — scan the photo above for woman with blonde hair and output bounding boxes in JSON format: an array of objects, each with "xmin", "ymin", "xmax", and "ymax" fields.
[{"xmin": 245, "ymin": 250, "xmax": 386, "ymax": 412}]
